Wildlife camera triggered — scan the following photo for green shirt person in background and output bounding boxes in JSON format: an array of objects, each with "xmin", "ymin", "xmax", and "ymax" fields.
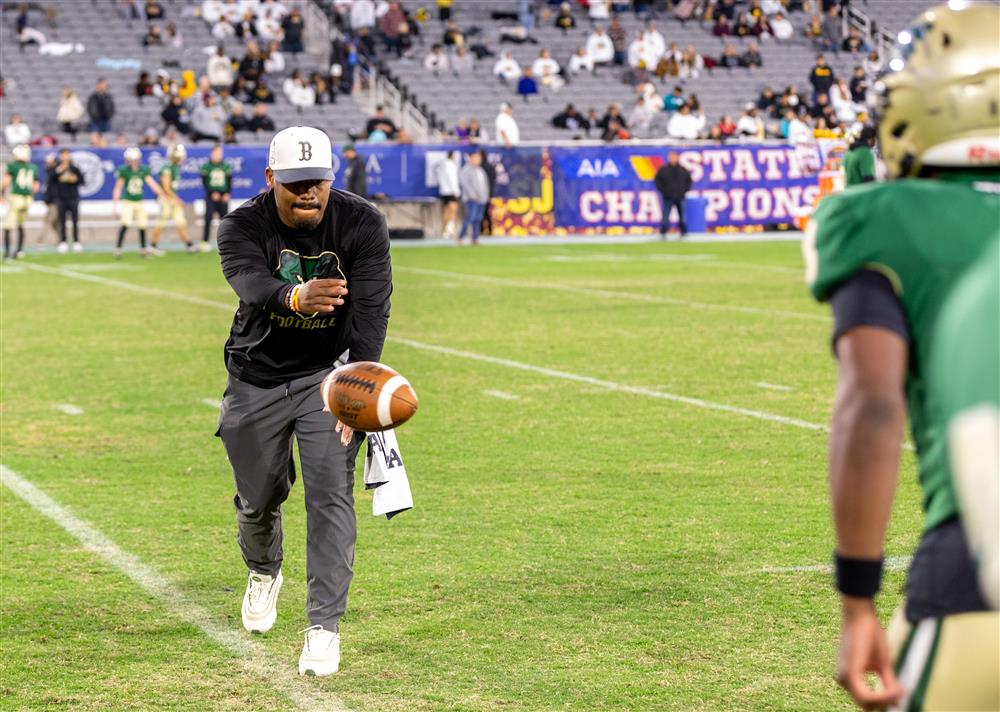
[
  {"xmin": 198, "ymin": 144, "xmax": 233, "ymax": 251},
  {"xmin": 842, "ymin": 125, "xmax": 877, "ymax": 187}
]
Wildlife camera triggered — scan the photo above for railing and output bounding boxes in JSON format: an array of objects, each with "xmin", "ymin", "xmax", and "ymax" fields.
[
  {"xmin": 366, "ymin": 66, "xmax": 432, "ymax": 143},
  {"xmin": 300, "ymin": 0, "xmax": 331, "ymax": 57},
  {"xmin": 842, "ymin": 4, "xmax": 897, "ymax": 60}
]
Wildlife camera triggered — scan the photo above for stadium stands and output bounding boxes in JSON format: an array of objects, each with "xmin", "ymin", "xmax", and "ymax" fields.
[{"xmin": 0, "ymin": 0, "xmax": 934, "ymax": 150}]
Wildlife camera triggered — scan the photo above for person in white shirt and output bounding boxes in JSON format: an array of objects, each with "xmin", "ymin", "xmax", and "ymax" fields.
[
  {"xmin": 212, "ymin": 18, "xmax": 236, "ymax": 40},
  {"xmin": 666, "ymin": 104, "xmax": 704, "ymax": 140},
  {"xmin": 493, "ymin": 51, "xmax": 522, "ymax": 82},
  {"xmin": 258, "ymin": 0, "xmax": 288, "ymax": 23},
  {"xmin": 4, "ymin": 114, "xmax": 31, "ymax": 146},
  {"xmin": 451, "ymin": 46, "xmax": 474, "ymax": 75},
  {"xmin": 435, "ymin": 151, "xmax": 461, "ymax": 239},
  {"xmin": 201, "ymin": 0, "xmax": 224, "ymax": 24},
  {"xmin": 494, "ymin": 102, "xmax": 520, "ymax": 147},
  {"xmin": 785, "ymin": 110, "xmax": 813, "ymax": 143},
  {"xmin": 424, "ymin": 44, "xmax": 449, "ymax": 74},
  {"xmin": 288, "ymin": 76, "xmax": 316, "ymax": 110},
  {"xmin": 351, "ymin": 0, "xmax": 376, "ymax": 31},
  {"xmin": 568, "ymin": 47, "xmax": 594, "ymax": 74},
  {"xmin": 678, "ymin": 45, "xmax": 704, "ymax": 79},
  {"xmin": 736, "ymin": 104, "xmax": 765, "ymax": 138},
  {"xmin": 531, "ymin": 49, "xmax": 561, "ymax": 80},
  {"xmin": 761, "ymin": 0, "xmax": 783, "ymax": 13},
  {"xmin": 770, "ymin": 12, "xmax": 794, "ymax": 41},
  {"xmin": 627, "ymin": 35, "xmax": 658, "ymax": 70},
  {"xmin": 627, "ymin": 96, "xmax": 656, "ymax": 134},
  {"xmin": 642, "ymin": 22, "xmax": 666, "ymax": 61},
  {"xmin": 588, "ymin": 0, "xmax": 610, "ymax": 22},
  {"xmin": 264, "ymin": 40, "xmax": 285, "ymax": 74},
  {"xmin": 586, "ymin": 27, "xmax": 614, "ymax": 65},
  {"xmin": 219, "ymin": 0, "xmax": 243, "ymax": 23},
  {"xmin": 207, "ymin": 46, "xmax": 233, "ymax": 90},
  {"xmin": 830, "ymin": 79, "xmax": 857, "ymax": 123}
]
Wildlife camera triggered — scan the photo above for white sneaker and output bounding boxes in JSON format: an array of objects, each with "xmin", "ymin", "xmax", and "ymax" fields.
[
  {"xmin": 72, "ymin": 242, "xmax": 83, "ymax": 253},
  {"xmin": 199, "ymin": 241, "xmax": 213, "ymax": 253},
  {"xmin": 298, "ymin": 625, "xmax": 340, "ymax": 676},
  {"xmin": 14, "ymin": 251, "xmax": 24, "ymax": 260},
  {"xmin": 57, "ymin": 242, "xmax": 69, "ymax": 253},
  {"xmin": 149, "ymin": 247, "xmax": 166, "ymax": 257},
  {"xmin": 241, "ymin": 570, "xmax": 283, "ymax": 633}
]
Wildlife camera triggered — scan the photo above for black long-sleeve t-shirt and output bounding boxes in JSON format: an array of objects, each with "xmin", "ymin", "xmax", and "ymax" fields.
[{"xmin": 218, "ymin": 189, "xmax": 392, "ymax": 388}]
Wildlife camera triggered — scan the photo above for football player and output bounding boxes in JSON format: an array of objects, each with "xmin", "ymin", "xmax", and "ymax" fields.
[
  {"xmin": 2, "ymin": 144, "xmax": 40, "ymax": 260},
  {"xmin": 803, "ymin": 4, "xmax": 1000, "ymax": 710},
  {"xmin": 199, "ymin": 144, "xmax": 233, "ymax": 252},
  {"xmin": 150, "ymin": 143, "xmax": 195, "ymax": 255},
  {"xmin": 111, "ymin": 147, "xmax": 164, "ymax": 258}
]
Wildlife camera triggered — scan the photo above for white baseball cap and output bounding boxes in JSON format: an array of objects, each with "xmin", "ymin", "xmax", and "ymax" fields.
[{"xmin": 268, "ymin": 126, "xmax": 334, "ymax": 184}]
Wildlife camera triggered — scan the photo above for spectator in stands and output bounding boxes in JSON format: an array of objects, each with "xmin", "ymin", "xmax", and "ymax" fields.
[
  {"xmin": 135, "ymin": 72, "xmax": 154, "ymax": 102},
  {"xmin": 235, "ymin": 9, "xmax": 259, "ymax": 40},
  {"xmin": 365, "ymin": 106, "xmax": 398, "ymax": 139},
  {"xmin": 451, "ymin": 46, "xmax": 475, "ymax": 75},
  {"xmin": 717, "ymin": 114, "xmax": 737, "ymax": 138},
  {"xmin": 820, "ymin": 6, "xmax": 841, "ymax": 52},
  {"xmin": 57, "ymin": 89, "xmax": 85, "ymax": 141},
  {"xmin": 552, "ymin": 104, "xmax": 589, "ymax": 131},
  {"xmin": 783, "ymin": 109, "xmax": 813, "ymax": 143},
  {"xmin": 607, "ymin": 18, "xmax": 626, "ymax": 65},
  {"xmin": 736, "ymin": 103, "xmax": 764, "ymax": 138},
  {"xmin": 161, "ymin": 95, "xmax": 190, "ymax": 134},
  {"xmin": 264, "ymin": 41, "xmax": 286, "ymax": 74},
  {"xmin": 224, "ymin": 103, "xmax": 248, "ymax": 141},
  {"xmin": 282, "ymin": 7, "xmax": 305, "ymax": 55},
  {"xmin": 712, "ymin": 15, "xmax": 731, "ymax": 37},
  {"xmin": 532, "ymin": 49, "xmax": 560, "ymax": 80},
  {"xmin": 808, "ymin": 54, "xmax": 835, "ymax": 100},
  {"xmin": 15, "ymin": 4, "xmax": 45, "ymax": 51},
  {"xmin": 153, "ymin": 70, "xmax": 172, "ymax": 98},
  {"xmin": 435, "ymin": 151, "xmax": 461, "ymax": 239},
  {"xmin": 166, "ymin": 22, "xmax": 183, "ymax": 48},
  {"xmin": 251, "ymin": 77, "xmax": 276, "ymax": 104},
  {"xmin": 589, "ymin": 0, "xmax": 610, "ymax": 22},
  {"xmin": 517, "ymin": 68, "xmax": 539, "ymax": 101},
  {"xmin": 779, "ymin": 84, "xmax": 801, "ymax": 112},
  {"xmin": 718, "ymin": 43, "xmax": 740, "ymax": 68},
  {"xmin": 458, "ymin": 151, "xmax": 489, "ymax": 245},
  {"xmin": 239, "ymin": 42, "xmax": 266, "ymax": 86},
  {"xmin": 4, "ymin": 113, "xmax": 30, "ymax": 146},
  {"xmin": 201, "ymin": 0, "xmax": 224, "ymax": 23},
  {"xmin": 212, "ymin": 15, "xmax": 236, "ymax": 40},
  {"xmin": 437, "ymin": 0, "xmax": 453, "ymax": 23},
  {"xmin": 585, "ymin": 26, "xmax": 614, "ymax": 66},
  {"xmin": 144, "ymin": 0, "xmax": 164, "ymax": 20},
  {"xmin": 288, "ymin": 75, "xmax": 316, "ymax": 111},
  {"xmin": 380, "ymin": 2, "xmax": 406, "ymax": 56},
  {"xmin": 830, "ymin": 79, "xmax": 857, "ymax": 123},
  {"xmin": 424, "ymin": 44, "xmax": 449, "ymax": 75},
  {"xmin": 663, "ymin": 85, "xmax": 686, "ymax": 113},
  {"xmin": 628, "ymin": 96, "xmax": 657, "ymax": 135},
  {"xmin": 667, "ymin": 103, "xmax": 704, "ymax": 140},
  {"xmin": 311, "ymin": 72, "xmax": 332, "ymax": 105},
  {"xmin": 89, "ymin": 131, "xmax": 108, "ymax": 147},
  {"xmin": 734, "ymin": 14, "xmax": 753, "ymax": 38},
  {"xmin": 232, "ymin": 76, "xmax": 254, "ymax": 103},
  {"xmin": 741, "ymin": 41, "xmax": 763, "ymax": 69},
  {"xmin": 139, "ymin": 128, "xmax": 160, "ymax": 147},
  {"xmin": 751, "ymin": 14, "xmax": 771, "ymax": 38},
  {"xmin": 283, "ymin": 69, "xmax": 303, "ymax": 100},
  {"xmin": 351, "ymin": 0, "xmax": 376, "ymax": 32},
  {"xmin": 809, "ymin": 93, "xmax": 836, "ymax": 127},
  {"xmin": 598, "ymin": 103, "xmax": 627, "ymax": 133},
  {"xmin": 654, "ymin": 152, "xmax": 692, "ymax": 238},
  {"xmin": 342, "ymin": 144, "xmax": 367, "ymax": 198},
  {"xmin": 849, "ymin": 65, "xmax": 868, "ymax": 104},
  {"xmin": 442, "ymin": 20, "xmax": 465, "ymax": 49},
  {"xmin": 863, "ymin": 49, "xmax": 882, "ymax": 78},
  {"xmin": 86, "ymin": 78, "xmax": 115, "ymax": 135},
  {"xmin": 770, "ymin": 12, "xmax": 794, "ymax": 41},
  {"xmin": 493, "ymin": 51, "xmax": 522, "ymax": 82},
  {"xmin": 842, "ymin": 27, "xmax": 869, "ymax": 54},
  {"xmin": 679, "ymin": 45, "xmax": 704, "ymax": 79},
  {"xmin": 643, "ymin": 20, "xmax": 667, "ymax": 59},
  {"xmin": 207, "ymin": 46, "xmax": 233, "ymax": 91},
  {"xmin": 756, "ymin": 86, "xmax": 777, "ymax": 116},
  {"xmin": 627, "ymin": 33, "xmax": 656, "ymax": 70},
  {"xmin": 248, "ymin": 103, "xmax": 275, "ymax": 135},
  {"xmin": 555, "ymin": 2, "xmax": 575, "ymax": 32},
  {"xmin": 568, "ymin": 47, "xmax": 594, "ymax": 75},
  {"xmin": 804, "ymin": 13, "xmax": 822, "ymax": 43},
  {"xmin": 621, "ymin": 61, "xmax": 652, "ymax": 89},
  {"xmin": 495, "ymin": 102, "xmax": 520, "ymax": 147},
  {"xmin": 812, "ymin": 116, "xmax": 839, "ymax": 138},
  {"xmin": 143, "ymin": 24, "xmax": 164, "ymax": 47}
]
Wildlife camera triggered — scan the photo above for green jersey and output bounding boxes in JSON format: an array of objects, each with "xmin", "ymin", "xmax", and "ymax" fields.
[
  {"xmin": 200, "ymin": 160, "xmax": 232, "ymax": 193},
  {"xmin": 805, "ymin": 172, "xmax": 1000, "ymax": 531},
  {"xmin": 842, "ymin": 145, "xmax": 875, "ymax": 187},
  {"xmin": 117, "ymin": 165, "xmax": 151, "ymax": 202},
  {"xmin": 6, "ymin": 161, "xmax": 38, "ymax": 196},
  {"xmin": 159, "ymin": 163, "xmax": 180, "ymax": 193}
]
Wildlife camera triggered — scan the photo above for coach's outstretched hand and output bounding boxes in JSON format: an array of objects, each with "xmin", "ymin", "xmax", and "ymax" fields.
[{"xmin": 298, "ymin": 279, "xmax": 348, "ymax": 314}]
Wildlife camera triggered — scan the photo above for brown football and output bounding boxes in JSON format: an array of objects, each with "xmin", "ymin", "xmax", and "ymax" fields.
[{"xmin": 321, "ymin": 362, "xmax": 418, "ymax": 432}]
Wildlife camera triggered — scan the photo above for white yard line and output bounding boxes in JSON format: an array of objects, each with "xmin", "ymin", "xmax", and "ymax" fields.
[
  {"xmin": 53, "ymin": 403, "xmax": 85, "ymax": 416},
  {"xmin": 0, "ymin": 465, "xmax": 354, "ymax": 712},
  {"xmin": 394, "ymin": 266, "xmax": 827, "ymax": 322},
  {"xmin": 481, "ymin": 389, "xmax": 520, "ymax": 401},
  {"xmin": 21, "ymin": 262, "xmax": 830, "ymax": 434},
  {"xmin": 754, "ymin": 382, "xmax": 793, "ymax": 392},
  {"xmin": 201, "ymin": 398, "xmax": 223, "ymax": 409},
  {"xmin": 758, "ymin": 555, "xmax": 912, "ymax": 574}
]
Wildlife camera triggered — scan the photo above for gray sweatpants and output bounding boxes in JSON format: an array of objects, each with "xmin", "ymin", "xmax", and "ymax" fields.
[{"xmin": 217, "ymin": 367, "xmax": 362, "ymax": 631}]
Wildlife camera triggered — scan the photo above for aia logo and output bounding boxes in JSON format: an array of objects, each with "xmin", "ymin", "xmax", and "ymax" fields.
[
  {"xmin": 299, "ymin": 141, "xmax": 312, "ymax": 162},
  {"xmin": 968, "ymin": 145, "xmax": 1000, "ymax": 163}
]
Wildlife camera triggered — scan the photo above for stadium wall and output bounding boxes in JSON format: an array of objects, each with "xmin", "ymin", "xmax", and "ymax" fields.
[{"xmin": 22, "ymin": 141, "xmax": 847, "ymax": 235}]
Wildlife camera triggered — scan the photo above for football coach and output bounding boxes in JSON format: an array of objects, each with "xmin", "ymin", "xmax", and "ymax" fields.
[{"xmin": 216, "ymin": 125, "xmax": 391, "ymax": 676}]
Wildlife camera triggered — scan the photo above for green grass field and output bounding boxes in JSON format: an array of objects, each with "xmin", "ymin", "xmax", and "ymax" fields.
[{"xmin": 0, "ymin": 239, "xmax": 920, "ymax": 711}]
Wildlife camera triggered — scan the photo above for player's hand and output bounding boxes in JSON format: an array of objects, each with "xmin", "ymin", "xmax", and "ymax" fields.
[
  {"xmin": 836, "ymin": 597, "xmax": 905, "ymax": 710},
  {"xmin": 211, "ymin": 191, "xmax": 221, "ymax": 201},
  {"xmin": 222, "ymin": 193, "xmax": 230, "ymax": 201},
  {"xmin": 334, "ymin": 420, "xmax": 354, "ymax": 447},
  {"xmin": 297, "ymin": 278, "xmax": 348, "ymax": 314}
]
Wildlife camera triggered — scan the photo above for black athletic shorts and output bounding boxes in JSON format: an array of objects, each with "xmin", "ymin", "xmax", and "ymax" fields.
[{"xmin": 905, "ymin": 518, "xmax": 991, "ymax": 622}]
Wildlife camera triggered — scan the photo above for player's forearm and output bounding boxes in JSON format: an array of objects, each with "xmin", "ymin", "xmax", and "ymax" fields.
[{"xmin": 829, "ymin": 385, "xmax": 905, "ymax": 559}]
